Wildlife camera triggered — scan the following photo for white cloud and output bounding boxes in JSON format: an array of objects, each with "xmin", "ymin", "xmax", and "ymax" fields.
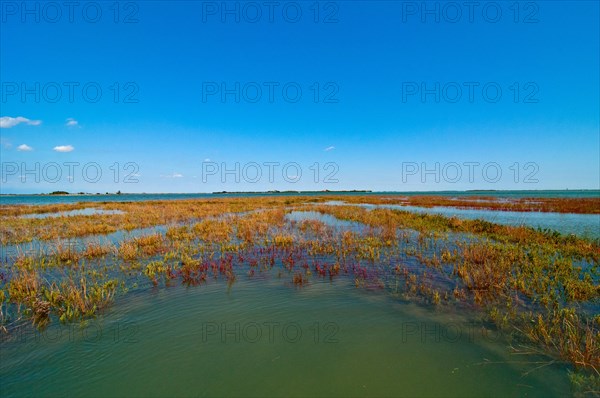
[
  {"xmin": 17, "ymin": 144, "xmax": 33, "ymax": 151},
  {"xmin": 204, "ymin": 158, "xmax": 211, "ymax": 162},
  {"xmin": 53, "ymin": 145, "xmax": 74, "ymax": 153},
  {"xmin": 161, "ymin": 172, "xmax": 184, "ymax": 178},
  {"xmin": 66, "ymin": 118, "xmax": 79, "ymax": 127},
  {"xmin": 0, "ymin": 116, "xmax": 42, "ymax": 128},
  {"xmin": 324, "ymin": 146, "xmax": 335, "ymax": 151}
]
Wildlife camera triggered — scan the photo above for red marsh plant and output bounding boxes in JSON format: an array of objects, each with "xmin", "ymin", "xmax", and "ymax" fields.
[{"xmin": 1, "ymin": 195, "xmax": 598, "ymax": 381}]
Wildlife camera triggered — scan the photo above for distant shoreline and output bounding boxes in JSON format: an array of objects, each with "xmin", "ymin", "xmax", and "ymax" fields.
[
  {"xmin": 211, "ymin": 190, "xmax": 373, "ymax": 194},
  {"xmin": 1, "ymin": 189, "xmax": 599, "ymax": 196}
]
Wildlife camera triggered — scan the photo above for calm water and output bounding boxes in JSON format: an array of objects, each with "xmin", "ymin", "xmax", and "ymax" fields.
[
  {"xmin": 21, "ymin": 208, "xmax": 125, "ymax": 219},
  {"xmin": 357, "ymin": 204, "xmax": 600, "ymax": 239},
  {"xmin": 1, "ymin": 190, "xmax": 598, "ymax": 206},
  {"xmin": 0, "ymin": 278, "xmax": 571, "ymax": 398},
  {"xmin": 0, "ymin": 191, "xmax": 594, "ymax": 397}
]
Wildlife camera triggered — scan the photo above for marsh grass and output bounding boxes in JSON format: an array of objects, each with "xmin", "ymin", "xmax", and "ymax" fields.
[
  {"xmin": 0, "ymin": 195, "xmax": 598, "ymax": 384},
  {"xmin": 339, "ymin": 195, "xmax": 600, "ymax": 214}
]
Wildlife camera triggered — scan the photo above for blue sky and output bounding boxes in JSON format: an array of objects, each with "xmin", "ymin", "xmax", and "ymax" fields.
[{"xmin": 1, "ymin": 1, "xmax": 598, "ymax": 193}]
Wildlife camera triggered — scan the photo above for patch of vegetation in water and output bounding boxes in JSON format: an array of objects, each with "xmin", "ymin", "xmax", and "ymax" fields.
[{"xmin": 0, "ymin": 196, "xmax": 598, "ymax": 392}]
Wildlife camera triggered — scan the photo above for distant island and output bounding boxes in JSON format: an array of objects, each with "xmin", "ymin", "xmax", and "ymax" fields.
[
  {"xmin": 48, "ymin": 190, "xmax": 123, "ymax": 196},
  {"xmin": 212, "ymin": 190, "xmax": 373, "ymax": 194}
]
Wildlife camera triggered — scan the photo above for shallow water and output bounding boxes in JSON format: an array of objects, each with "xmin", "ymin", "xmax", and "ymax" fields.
[
  {"xmin": 1, "ymin": 190, "xmax": 598, "ymax": 206},
  {"xmin": 21, "ymin": 208, "xmax": 125, "ymax": 219},
  {"xmin": 0, "ymin": 205, "xmax": 591, "ymax": 397},
  {"xmin": 286, "ymin": 210, "xmax": 364, "ymax": 230},
  {"xmin": 0, "ymin": 277, "xmax": 571, "ymax": 398},
  {"xmin": 0, "ymin": 224, "xmax": 165, "ymax": 261},
  {"xmin": 389, "ymin": 205, "xmax": 599, "ymax": 239},
  {"xmin": 320, "ymin": 202, "xmax": 600, "ymax": 239}
]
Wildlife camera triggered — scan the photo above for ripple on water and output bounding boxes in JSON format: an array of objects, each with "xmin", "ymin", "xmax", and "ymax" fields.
[{"xmin": 1, "ymin": 278, "xmax": 571, "ymax": 398}]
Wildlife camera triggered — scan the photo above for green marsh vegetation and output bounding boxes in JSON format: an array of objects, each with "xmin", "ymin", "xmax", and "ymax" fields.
[{"xmin": 0, "ymin": 196, "xmax": 598, "ymax": 394}]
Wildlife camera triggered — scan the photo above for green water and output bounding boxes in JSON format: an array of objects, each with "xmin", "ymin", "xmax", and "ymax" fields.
[{"xmin": 1, "ymin": 277, "xmax": 571, "ymax": 397}]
